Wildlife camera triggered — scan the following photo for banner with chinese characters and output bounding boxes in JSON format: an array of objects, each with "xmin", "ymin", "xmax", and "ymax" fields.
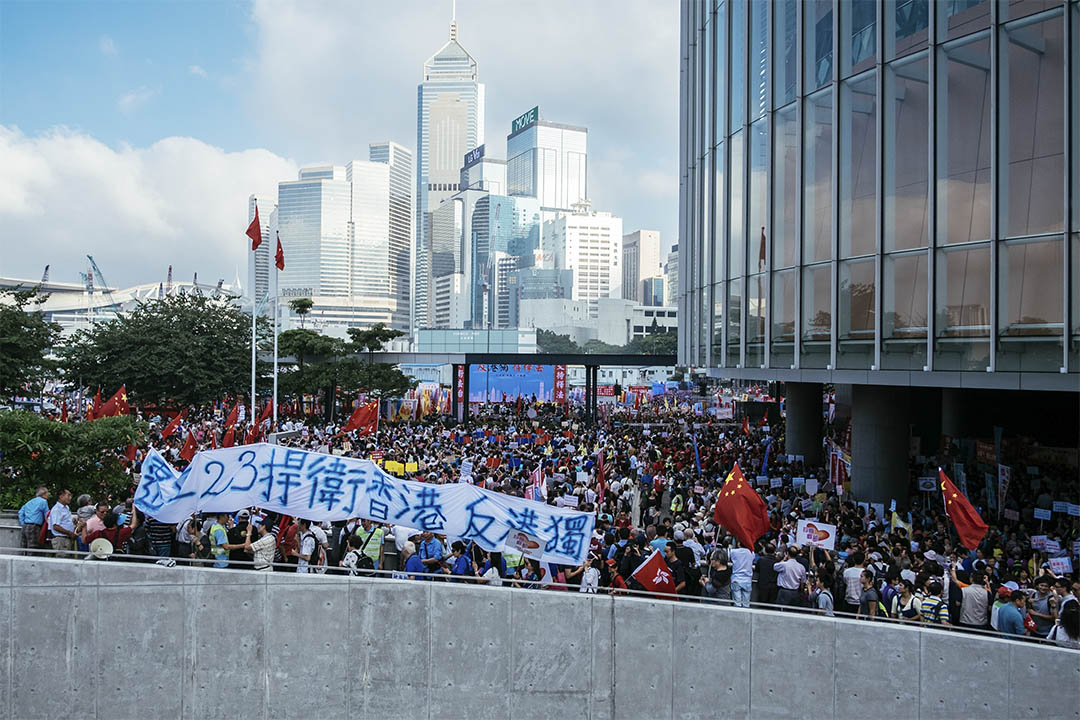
[{"xmin": 134, "ymin": 444, "xmax": 594, "ymax": 565}]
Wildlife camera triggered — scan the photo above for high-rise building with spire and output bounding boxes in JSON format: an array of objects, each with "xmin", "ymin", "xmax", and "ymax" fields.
[{"xmin": 414, "ymin": 7, "xmax": 485, "ymax": 330}]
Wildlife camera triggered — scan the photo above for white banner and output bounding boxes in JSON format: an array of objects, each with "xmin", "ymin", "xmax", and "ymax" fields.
[
  {"xmin": 795, "ymin": 519, "xmax": 837, "ymax": 550},
  {"xmin": 716, "ymin": 398, "xmax": 734, "ymax": 420},
  {"xmin": 135, "ymin": 445, "xmax": 594, "ymax": 566}
]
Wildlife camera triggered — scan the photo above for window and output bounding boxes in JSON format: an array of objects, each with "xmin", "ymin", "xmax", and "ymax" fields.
[{"xmin": 804, "ymin": 89, "xmax": 834, "ymax": 263}]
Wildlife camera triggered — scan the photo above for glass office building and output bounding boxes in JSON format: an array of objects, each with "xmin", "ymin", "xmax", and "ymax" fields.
[
  {"xmin": 680, "ymin": 0, "xmax": 1078, "ymax": 502},
  {"xmin": 680, "ymin": 0, "xmax": 1078, "ymax": 382}
]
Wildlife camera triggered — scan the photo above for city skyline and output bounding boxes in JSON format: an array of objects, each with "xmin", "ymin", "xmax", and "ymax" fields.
[{"xmin": 0, "ymin": 1, "xmax": 679, "ymax": 289}]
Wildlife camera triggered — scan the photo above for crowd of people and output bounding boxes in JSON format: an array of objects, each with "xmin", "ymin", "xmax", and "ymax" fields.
[{"xmin": 13, "ymin": 394, "xmax": 1080, "ymax": 650}]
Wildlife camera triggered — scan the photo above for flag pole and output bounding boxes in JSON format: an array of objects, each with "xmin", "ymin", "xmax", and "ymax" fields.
[
  {"xmin": 272, "ymin": 271, "xmax": 279, "ymax": 430},
  {"xmin": 251, "ymin": 293, "xmax": 257, "ymax": 433}
]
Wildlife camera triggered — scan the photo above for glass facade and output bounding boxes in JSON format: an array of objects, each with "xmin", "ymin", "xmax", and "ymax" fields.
[{"xmin": 680, "ymin": 0, "xmax": 1079, "ymax": 377}]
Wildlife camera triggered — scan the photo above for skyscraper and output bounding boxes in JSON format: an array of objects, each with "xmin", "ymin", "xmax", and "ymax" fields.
[
  {"xmin": 415, "ymin": 12, "xmax": 485, "ymax": 330},
  {"xmin": 506, "ymin": 106, "xmax": 588, "ymax": 216},
  {"xmin": 368, "ymin": 141, "xmax": 413, "ymax": 331},
  {"xmin": 622, "ymin": 229, "xmax": 662, "ymax": 303},
  {"xmin": 272, "ymin": 143, "xmax": 414, "ymax": 332},
  {"xmin": 548, "ymin": 208, "xmax": 623, "ymax": 317}
]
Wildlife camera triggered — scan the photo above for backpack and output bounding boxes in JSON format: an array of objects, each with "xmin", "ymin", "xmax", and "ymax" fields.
[
  {"xmin": 880, "ymin": 584, "xmax": 899, "ymax": 618},
  {"xmin": 126, "ymin": 523, "xmax": 150, "ymax": 556},
  {"xmin": 304, "ymin": 532, "xmax": 322, "ymax": 569},
  {"xmin": 38, "ymin": 509, "xmax": 53, "ymax": 545}
]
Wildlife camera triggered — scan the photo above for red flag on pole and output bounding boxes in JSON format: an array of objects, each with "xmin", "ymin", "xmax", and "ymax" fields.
[
  {"xmin": 179, "ymin": 431, "xmax": 197, "ymax": 462},
  {"xmin": 757, "ymin": 409, "xmax": 769, "ymax": 428},
  {"xmin": 275, "ymin": 232, "xmax": 285, "ymax": 270},
  {"xmin": 224, "ymin": 402, "xmax": 239, "ymax": 429},
  {"xmin": 125, "ymin": 444, "xmax": 137, "ymax": 462},
  {"xmin": 210, "ymin": 431, "xmax": 219, "ymax": 450},
  {"xmin": 630, "ymin": 549, "xmax": 676, "ymax": 595},
  {"xmin": 97, "ymin": 385, "xmax": 130, "ymax": 418},
  {"xmin": 938, "ymin": 468, "xmax": 988, "ymax": 550},
  {"xmin": 247, "ymin": 205, "xmax": 262, "ymax": 250},
  {"xmin": 221, "ymin": 427, "xmax": 235, "ymax": 448},
  {"xmin": 258, "ymin": 401, "xmax": 272, "ymax": 426},
  {"xmin": 161, "ymin": 409, "xmax": 186, "ymax": 439},
  {"xmin": 60, "ymin": 401, "xmax": 68, "ymax": 423},
  {"xmin": 712, "ymin": 462, "xmax": 771, "ymax": 550},
  {"xmin": 90, "ymin": 386, "xmax": 102, "ymax": 420},
  {"xmin": 342, "ymin": 400, "xmax": 379, "ymax": 435}
]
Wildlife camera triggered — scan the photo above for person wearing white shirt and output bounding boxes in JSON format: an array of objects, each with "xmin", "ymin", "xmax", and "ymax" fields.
[{"xmin": 48, "ymin": 489, "xmax": 77, "ymax": 555}]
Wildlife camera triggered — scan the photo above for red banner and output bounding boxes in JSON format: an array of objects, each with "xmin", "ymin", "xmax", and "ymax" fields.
[
  {"xmin": 456, "ymin": 365, "xmax": 466, "ymax": 421},
  {"xmin": 553, "ymin": 365, "xmax": 567, "ymax": 405}
]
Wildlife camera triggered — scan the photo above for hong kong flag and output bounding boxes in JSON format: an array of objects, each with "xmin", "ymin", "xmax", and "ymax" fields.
[
  {"xmin": 275, "ymin": 232, "xmax": 285, "ymax": 270},
  {"xmin": 247, "ymin": 204, "xmax": 262, "ymax": 250},
  {"xmin": 631, "ymin": 549, "xmax": 676, "ymax": 595},
  {"xmin": 179, "ymin": 431, "xmax": 197, "ymax": 462}
]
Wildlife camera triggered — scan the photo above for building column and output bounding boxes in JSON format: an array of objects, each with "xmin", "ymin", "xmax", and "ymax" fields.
[
  {"xmin": 908, "ymin": 386, "xmax": 942, "ymax": 459},
  {"xmin": 784, "ymin": 382, "xmax": 823, "ymax": 466},
  {"xmin": 851, "ymin": 385, "xmax": 911, "ymax": 506}
]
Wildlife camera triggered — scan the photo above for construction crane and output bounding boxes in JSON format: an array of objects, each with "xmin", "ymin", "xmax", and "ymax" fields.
[
  {"xmin": 86, "ymin": 255, "xmax": 117, "ymax": 315},
  {"xmin": 166, "ymin": 265, "xmax": 173, "ymax": 295},
  {"xmin": 40, "ymin": 265, "xmax": 49, "ymax": 284}
]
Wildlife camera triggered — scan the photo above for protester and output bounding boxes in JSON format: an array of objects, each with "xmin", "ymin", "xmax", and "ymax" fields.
[
  {"xmin": 17, "ymin": 487, "xmax": 49, "ymax": 551},
  {"xmin": 47, "ymin": 489, "xmax": 77, "ymax": 556}
]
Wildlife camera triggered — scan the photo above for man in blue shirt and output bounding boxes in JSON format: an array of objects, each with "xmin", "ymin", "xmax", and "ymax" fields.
[
  {"xmin": 18, "ymin": 487, "xmax": 50, "ymax": 550},
  {"xmin": 730, "ymin": 544, "xmax": 755, "ymax": 608},
  {"xmin": 402, "ymin": 541, "xmax": 425, "ymax": 580},
  {"xmin": 416, "ymin": 531, "xmax": 444, "ymax": 579},
  {"xmin": 998, "ymin": 590, "xmax": 1028, "ymax": 638}
]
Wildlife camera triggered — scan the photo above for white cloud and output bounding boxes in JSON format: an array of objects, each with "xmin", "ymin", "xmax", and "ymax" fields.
[
  {"xmin": 248, "ymin": 0, "xmax": 679, "ymax": 247},
  {"xmin": 99, "ymin": 35, "xmax": 117, "ymax": 57},
  {"xmin": 0, "ymin": 126, "xmax": 297, "ymax": 287},
  {"xmin": 188, "ymin": 64, "xmax": 208, "ymax": 78},
  {"xmin": 117, "ymin": 86, "xmax": 159, "ymax": 113}
]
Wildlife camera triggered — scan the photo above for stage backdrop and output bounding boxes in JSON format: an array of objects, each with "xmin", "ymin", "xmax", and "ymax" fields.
[{"xmin": 468, "ymin": 363, "xmax": 566, "ymax": 404}]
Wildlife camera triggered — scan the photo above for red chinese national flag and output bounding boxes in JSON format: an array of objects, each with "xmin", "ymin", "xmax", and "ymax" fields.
[
  {"xmin": 343, "ymin": 400, "xmax": 379, "ymax": 435},
  {"xmin": 258, "ymin": 401, "xmax": 273, "ymax": 426},
  {"xmin": 161, "ymin": 409, "xmax": 186, "ymax": 439},
  {"xmin": 221, "ymin": 427, "xmax": 235, "ymax": 448},
  {"xmin": 90, "ymin": 386, "xmax": 102, "ymax": 420},
  {"xmin": 247, "ymin": 205, "xmax": 262, "ymax": 250},
  {"xmin": 712, "ymin": 462, "xmax": 771, "ymax": 550},
  {"xmin": 224, "ymin": 402, "xmax": 239, "ymax": 429},
  {"xmin": 98, "ymin": 385, "xmax": 130, "ymax": 418},
  {"xmin": 275, "ymin": 232, "xmax": 285, "ymax": 270},
  {"xmin": 210, "ymin": 431, "xmax": 219, "ymax": 450},
  {"xmin": 631, "ymin": 549, "xmax": 676, "ymax": 595},
  {"xmin": 939, "ymin": 468, "xmax": 988, "ymax": 550},
  {"xmin": 179, "ymin": 431, "xmax": 197, "ymax": 462}
]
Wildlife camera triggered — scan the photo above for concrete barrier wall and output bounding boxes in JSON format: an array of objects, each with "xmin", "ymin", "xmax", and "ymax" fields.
[{"xmin": 0, "ymin": 556, "xmax": 1077, "ymax": 719}]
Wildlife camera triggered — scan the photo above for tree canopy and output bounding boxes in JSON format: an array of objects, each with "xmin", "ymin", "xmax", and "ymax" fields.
[
  {"xmin": 0, "ymin": 288, "xmax": 62, "ymax": 399},
  {"xmin": 60, "ymin": 293, "xmax": 271, "ymax": 407},
  {"xmin": 536, "ymin": 326, "xmax": 677, "ymax": 355},
  {"xmin": 0, "ymin": 410, "xmax": 145, "ymax": 508}
]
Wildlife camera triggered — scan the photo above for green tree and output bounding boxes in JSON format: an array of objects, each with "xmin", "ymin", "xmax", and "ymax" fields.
[
  {"xmin": 289, "ymin": 297, "xmax": 314, "ymax": 328},
  {"xmin": 536, "ymin": 328, "xmax": 581, "ymax": 354},
  {"xmin": 582, "ymin": 338, "xmax": 623, "ymax": 354},
  {"xmin": 347, "ymin": 322, "xmax": 404, "ymax": 363},
  {"xmin": 0, "ymin": 287, "xmax": 62, "ymax": 399},
  {"xmin": 0, "ymin": 411, "xmax": 146, "ymax": 508},
  {"xmin": 60, "ymin": 293, "xmax": 271, "ymax": 407},
  {"xmin": 624, "ymin": 330, "xmax": 677, "ymax": 355}
]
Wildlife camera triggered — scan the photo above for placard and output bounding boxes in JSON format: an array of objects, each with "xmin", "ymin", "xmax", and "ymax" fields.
[
  {"xmin": 1044, "ymin": 540, "xmax": 1061, "ymax": 554},
  {"xmin": 1052, "ymin": 501, "xmax": 1069, "ymax": 514},
  {"xmin": 756, "ymin": 475, "xmax": 769, "ymax": 486},
  {"xmin": 693, "ymin": 484, "xmax": 705, "ymax": 495},
  {"xmin": 1003, "ymin": 508, "xmax": 1019, "ymax": 521},
  {"xmin": 918, "ymin": 477, "xmax": 936, "ymax": 492},
  {"xmin": 1073, "ymin": 540, "xmax": 1080, "ymax": 559},
  {"xmin": 805, "ymin": 478, "xmax": 818, "ymax": 495},
  {"xmin": 460, "ymin": 459, "xmax": 474, "ymax": 478},
  {"xmin": 1031, "ymin": 535, "xmax": 1048, "ymax": 550},
  {"xmin": 1034, "ymin": 508, "xmax": 1052, "ymax": 521},
  {"xmin": 795, "ymin": 519, "xmax": 837, "ymax": 550},
  {"xmin": 1048, "ymin": 557, "xmax": 1073, "ymax": 574},
  {"xmin": 801, "ymin": 499, "xmax": 814, "ymax": 512},
  {"xmin": 1070, "ymin": 504, "xmax": 1080, "ymax": 517},
  {"xmin": 792, "ymin": 477, "xmax": 805, "ymax": 488},
  {"xmin": 770, "ymin": 478, "xmax": 783, "ymax": 489}
]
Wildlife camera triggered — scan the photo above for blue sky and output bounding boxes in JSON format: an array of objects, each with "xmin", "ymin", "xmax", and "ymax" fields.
[{"xmin": 0, "ymin": 1, "xmax": 678, "ymax": 288}]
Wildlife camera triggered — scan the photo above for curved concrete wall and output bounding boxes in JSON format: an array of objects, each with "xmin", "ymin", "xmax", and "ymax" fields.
[{"xmin": 0, "ymin": 556, "xmax": 1077, "ymax": 719}]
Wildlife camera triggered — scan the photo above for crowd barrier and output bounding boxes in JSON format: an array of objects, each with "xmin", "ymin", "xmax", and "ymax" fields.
[{"xmin": 0, "ymin": 553, "xmax": 1076, "ymax": 719}]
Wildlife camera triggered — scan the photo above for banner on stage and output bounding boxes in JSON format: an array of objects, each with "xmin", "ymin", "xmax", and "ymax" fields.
[
  {"xmin": 795, "ymin": 519, "xmax": 836, "ymax": 550},
  {"xmin": 134, "ymin": 444, "xmax": 594, "ymax": 566}
]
